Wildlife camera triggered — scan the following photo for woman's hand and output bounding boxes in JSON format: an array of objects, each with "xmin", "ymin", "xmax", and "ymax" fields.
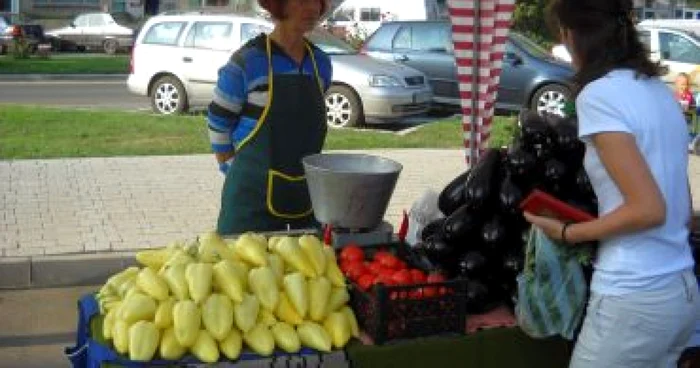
[{"xmin": 523, "ymin": 212, "xmax": 566, "ymax": 242}]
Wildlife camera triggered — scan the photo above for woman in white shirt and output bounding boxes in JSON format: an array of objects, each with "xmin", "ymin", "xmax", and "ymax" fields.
[{"xmin": 525, "ymin": 0, "xmax": 699, "ymax": 366}]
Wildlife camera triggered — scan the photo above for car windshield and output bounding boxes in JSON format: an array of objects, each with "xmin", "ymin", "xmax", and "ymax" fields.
[
  {"xmin": 510, "ymin": 32, "xmax": 550, "ymax": 58},
  {"xmin": 307, "ymin": 29, "xmax": 356, "ymax": 55}
]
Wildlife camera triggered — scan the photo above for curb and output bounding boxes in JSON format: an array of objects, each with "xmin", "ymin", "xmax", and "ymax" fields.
[
  {"xmin": 0, "ymin": 252, "xmax": 138, "ymax": 290},
  {"xmin": 0, "ymin": 73, "xmax": 127, "ymax": 81}
]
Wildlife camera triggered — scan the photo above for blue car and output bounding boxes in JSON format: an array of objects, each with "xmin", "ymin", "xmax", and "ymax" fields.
[{"xmin": 362, "ymin": 21, "xmax": 575, "ymax": 116}]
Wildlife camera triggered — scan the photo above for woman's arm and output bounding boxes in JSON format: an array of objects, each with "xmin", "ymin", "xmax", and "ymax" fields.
[
  {"xmin": 207, "ymin": 62, "xmax": 246, "ymax": 171},
  {"xmin": 525, "ymin": 132, "xmax": 666, "ymax": 243}
]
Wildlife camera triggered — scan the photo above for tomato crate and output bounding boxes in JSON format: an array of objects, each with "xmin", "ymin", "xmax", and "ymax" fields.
[{"xmin": 340, "ymin": 242, "xmax": 468, "ymax": 344}]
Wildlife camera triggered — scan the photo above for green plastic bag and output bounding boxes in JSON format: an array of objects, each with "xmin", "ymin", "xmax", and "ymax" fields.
[{"xmin": 515, "ymin": 226, "xmax": 587, "ymax": 340}]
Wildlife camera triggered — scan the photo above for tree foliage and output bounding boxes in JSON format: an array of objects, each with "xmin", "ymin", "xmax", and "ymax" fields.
[{"xmin": 512, "ymin": 0, "xmax": 556, "ymax": 47}]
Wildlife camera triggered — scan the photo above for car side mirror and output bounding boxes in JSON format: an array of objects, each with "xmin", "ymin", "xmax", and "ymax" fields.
[
  {"xmin": 505, "ymin": 52, "xmax": 522, "ymax": 65},
  {"xmin": 662, "ymin": 51, "xmax": 671, "ymax": 59},
  {"xmin": 70, "ymin": 22, "xmax": 76, "ymax": 28}
]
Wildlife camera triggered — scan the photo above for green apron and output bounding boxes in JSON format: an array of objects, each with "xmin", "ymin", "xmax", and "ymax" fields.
[{"xmin": 217, "ymin": 36, "xmax": 327, "ymax": 235}]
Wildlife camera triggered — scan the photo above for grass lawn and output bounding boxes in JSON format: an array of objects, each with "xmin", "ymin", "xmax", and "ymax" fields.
[
  {"xmin": 0, "ymin": 55, "xmax": 129, "ymax": 74},
  {"xmin": 0, "ymin": 105, "xmax": 516, "ymax": 159}
]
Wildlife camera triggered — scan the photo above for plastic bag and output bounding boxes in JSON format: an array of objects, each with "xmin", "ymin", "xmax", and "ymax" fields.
[
  {"xmin": 515, "ymin": 226, "xmax": 587, "ymax": 340},
  {"xmin": 405, "ymin": 189, "xmax": 444, "ymax": 246}
]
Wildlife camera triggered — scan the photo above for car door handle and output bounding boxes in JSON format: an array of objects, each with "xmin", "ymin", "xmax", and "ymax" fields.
[
  {"xmin": 183, "ymin": 57, "xmax": 193, "ymax": 63},
  {"xmin": 394, "ymin": 54, "xmax": 409, "ymax": 62}
]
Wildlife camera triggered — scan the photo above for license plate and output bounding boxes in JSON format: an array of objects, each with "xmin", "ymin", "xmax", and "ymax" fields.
[{"xmin": 413, "ymin": 91, "xmax": 431, "ymax": 103}]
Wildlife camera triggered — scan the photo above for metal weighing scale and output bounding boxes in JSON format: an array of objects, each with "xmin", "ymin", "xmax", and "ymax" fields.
[{"xmin": 302, "ymin": 153, "xmax": 403, "ymax": 249}]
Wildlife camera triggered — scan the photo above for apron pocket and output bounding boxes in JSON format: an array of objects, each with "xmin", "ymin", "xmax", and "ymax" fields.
[{"xmin": 266, "ymin": 169, "xmax": 313, "ymax": 219}]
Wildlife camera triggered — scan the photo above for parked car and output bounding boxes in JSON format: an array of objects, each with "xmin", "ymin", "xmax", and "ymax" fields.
[
  {"xmin": 0, "ymin": 15, "xmax": 48, "ymax": 55},
  {"xmin": 363, "ymin": 21, "xmax": 575, "ymax": 116},
  {"xmin": 46, "ymin": 12, "xmax": 134, "ymax": 54},
  {"xmin": 551, "ymin": 24, "xmax": 700, "ymax": 85},
  {"xmin": 127, "ymin": 13, "xmax": 431, "ymax": 127}
]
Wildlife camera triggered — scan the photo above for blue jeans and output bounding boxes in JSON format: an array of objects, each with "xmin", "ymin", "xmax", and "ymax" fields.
[{"xmin": 570, "ymin": 270, "xmax": 700, "ymax": 368}]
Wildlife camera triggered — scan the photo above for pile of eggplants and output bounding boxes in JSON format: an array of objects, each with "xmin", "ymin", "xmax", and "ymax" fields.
[{"xmin": 414, "ymin": 110, "xmax": 598, "ymax": 314}]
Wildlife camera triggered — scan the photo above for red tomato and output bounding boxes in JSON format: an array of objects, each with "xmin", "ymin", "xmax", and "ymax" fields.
[
  {"xmin": 345, "ymin": 262, "xmax": 367, "ymax": 281},
  {"xmin": 340, "ymin": 244, "xmax": 364, "ymax": 263},
  {"xmin": 376, "ymin": 273, "xmax": 396, "ymax": 286},
  {"xmin": 373, "ymin": 250, "xmax": 393, "ymax": 263},
  {"xmin": 391, "ymin": 269, "xmax": 412, "ymax": 285},
  {"xmin": 379, "ymin": 254, "xmax": 402, "ymax": 269},
  {"xmin": 378, "ymin": 268, "xmax": 395, "ymax": 279},
  {"xmin": 367, "ymin": 262, "xmax": 383, "ymax": 275},
  {"xmin": 357, "ymin": 274, "xmax": 376, "ymax": 291},
  {"xmin": 409, "ymin": 269, "xmax": 427, "ymax": 283}
]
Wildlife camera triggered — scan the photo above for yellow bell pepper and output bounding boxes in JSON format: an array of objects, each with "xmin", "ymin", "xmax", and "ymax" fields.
[
  {"xmin": 173, "ymin": 300, "xmax": 201, "ymax": 347},
  {"xmin": 297, "ymin": 321, "xmax": 332, "ymax": 352},
  {"xmin": 271, "ymin": 321, "xmax": 301, "ymax": 353},
  {"xmin": 276, "ymin": 237, "xmax": 315, "ymax": 278},
  {"xmin": 243, "ymin": 323, "xmax": 275, "ymax": 356},
  {"xmin": 283, "ymin": 272, "xmax": 308, "ymax": 319},
  {"xmin": 120, "ymin": 292, "xmax": 156, "ymax": 323},
  {"xmin": 299, "ymin": 235, "xmax": 327, "ymax": 276},
  {"xmin": 102, "ymin": 308, "xmax": 116, "ymax": 340},
  {"xmin": 257, "ymin": 308, "xmax": 278, "ymax": 327},
  {"xmin": 327, "ymin": 287, "xmax": 350, "ymax": 314},
  {"xmin": 308, "ymin": 277, "xmax": 332, "ymax": 322},
  {"xmin": 219, "ymin": 328, "xmax": 242, "ymax": 361},
  {"xmin": 112, "ymin": 319, "xmax": 131, "ymax": 355},
  {"xmin": 323, "ymin": 312, "xmax": 352, "ymax": 348},
  {"xmin": 267, "ymin": 254, "xmax": 285, "ymax": 286},
  {"xmin": 324, "ymin": 247, "xmax": 346, "ymax": 287},
  {"xmin": 340, "ymin": 306, "xmax": 360, "ymax": 338},
  {"xmin": 160, "ymin": 248, "xmax": 194, "ymax": 272},
  {"xmin": 233, "ymin": 293, "xmax": 259, "ymax": 333},
  {"xmin": 136, "ymin": 246, "xmax": 175, "ymax": 270},
  {"xmin": 234, "ymin": 233, "xmax": 268, "ymax": 267},
  {"xmin": 212, "ymin": 260, "xmax": 245, "ymax": 303},
  {"xmin": 128, "ymin": 320, "xmax": 160, "ymax": 361},
  {"xmin": 202, "ymin": 293, "xmax": 234, "ymax": 341},
  {"xmin": 162, "ymin": 263, "xmax": 189, "ymax": 301},
  {"xmin": 136, "ymin": 267, "xmax": 170, "ymax": 301},
  {"xmin": 275, "ymin": 291, "xmax": 304, "ymax": 326},
  {"xmin": 198, "ymin": 231, "xmax": 236, "ymax": 263},
  {"xmin": 154, "ymin": 298, "xmax": 175, "ymax": 329},
  {"xmin": 106, "ymin": 267, "xmax": 139, "ymax": 293},
  {"xmin": 191, "ymin": 329, "xmax": 220, "ymax": 363},
  {"xmin": 160, "ymin": 327, "xmax": 186, "ymax": 360},
  {"xmin": 249, "ymin": 266, "xmax": 279, "ymax": 311},
  {"xmin": 185, "ymin": 262, "xmax": 213, "ymax": 304}
]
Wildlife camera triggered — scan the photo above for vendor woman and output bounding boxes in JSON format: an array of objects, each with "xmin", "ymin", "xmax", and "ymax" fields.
[{"xmin": 207, "ymin": 0, "xmax": 332, "ymax": 235}]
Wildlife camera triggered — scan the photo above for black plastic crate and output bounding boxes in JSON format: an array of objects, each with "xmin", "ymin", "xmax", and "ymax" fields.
[{"xmin": 341, "ymin": 242, "xmax": 468, "ymax": 344}]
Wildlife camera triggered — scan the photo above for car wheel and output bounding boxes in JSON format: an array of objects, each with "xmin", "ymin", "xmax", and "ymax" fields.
[
  {"xmin": 103, "ymin": 39, "xmax": 118, "ymax": 55},
  {"xmin": 325, "ymin": 85, "xmax": 363, "ymax": 128},
  {"xmin": 150, "ymin": 76, "xmax": 188, "ymax": 115},
  {"xmin": 531, "ymin": 84, "xmax": 570, "ymax": 117}
]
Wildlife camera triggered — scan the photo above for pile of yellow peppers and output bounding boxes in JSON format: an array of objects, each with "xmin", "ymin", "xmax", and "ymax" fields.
[{"xmin": 95, "ymin": 232, "xmax": 358, "ymax": 363}]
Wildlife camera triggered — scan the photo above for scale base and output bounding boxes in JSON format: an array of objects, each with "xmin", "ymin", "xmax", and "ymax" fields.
[{"xmin": 329, "ymin": 221, "xmax": 394, "ymax": 248}]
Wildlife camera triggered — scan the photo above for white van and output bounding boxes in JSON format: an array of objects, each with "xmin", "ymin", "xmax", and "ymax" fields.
[{"xmin": 325, "ymin": 0, "xmax": 445, "ymax": 39}]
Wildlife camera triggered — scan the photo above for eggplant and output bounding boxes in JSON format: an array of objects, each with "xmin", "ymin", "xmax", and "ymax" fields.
[
  {"xmin": 502, "ymin": 250, "xmax": 525, "ymax": 277},
  {"xmin": 438, "ymin": 169, "xmax": 471, "ymax": 216},
  {"xmin": 543, "ymin": 158, "xmax": 567, "ymax": 195},
  {"xmin": 505, "ymin": 139, "xmax": 537, "ymax": 179},
  {"xmin": 520, "ymin": 110, "xmax": 556, "ymax": 150},
  {"xmin": 442, "ymin": 204, "xmax": 482, "ymax": 243},
  {"xmin": 420, "ymin": 218, "xmax": 446, "ymax": 242},
  {"xmin": 575, "ymin": 167, "xmax": 595, "ymax": 197},
  {"xmin": 499, "ymin": 173, "xmax": 524, "ymax": 215},
  {"xmin": 465, "ymin": 280, "xmax": 491, "ymax": 314},
  {"xmin": 463, "ymin": 149, "xmax": 501, "ymax": 211},
  {"xmin": 421, "ymin": 234, "xmax": 456, "ymax": 265},
  {"xmin": 456, "ymin": 250, "xmax": 488, "ymax": 279},
  {"xmin": 481, "ymin": 216, "xmax": 508, "ymax": 250}
]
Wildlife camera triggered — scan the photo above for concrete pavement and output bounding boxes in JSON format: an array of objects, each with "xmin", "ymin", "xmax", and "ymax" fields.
[{"xmin": 1, "ymin": 150, "xmax": 699, "ymax": 288}]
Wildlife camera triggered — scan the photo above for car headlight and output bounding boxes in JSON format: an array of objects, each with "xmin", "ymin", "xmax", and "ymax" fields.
[{"xmin": 369, "ymin": 75, "xmax": 403, "ymax": 87}]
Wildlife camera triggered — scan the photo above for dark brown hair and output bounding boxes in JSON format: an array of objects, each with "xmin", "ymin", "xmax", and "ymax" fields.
[
  {"xmin": 258, "ymin": 0, "xmax": 328, "ymax": 20},
  {"xmin": 547, "ymin": 0, "xmax": 661, "ymax": 95}
]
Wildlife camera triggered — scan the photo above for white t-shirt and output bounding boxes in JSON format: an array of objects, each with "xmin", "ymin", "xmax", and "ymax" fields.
[{"xmin": 576, "ymin": 69, "xmax": 694, "ymax": 295}]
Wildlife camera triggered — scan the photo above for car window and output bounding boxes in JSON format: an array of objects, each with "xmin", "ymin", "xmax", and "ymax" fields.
[
  {"xmin": 183, "ymin": 21, "xmax": 233, "ymax": 51},
  {"xmin": 364, "ymin": 24, "xmax": 396, "ymax": 51},
  {"xmin": 241, "ymin": 23, "xmax": 272, "ymax": 45},
  {"xmin": 509, "ymin": 32, "xmax": 549, "ymax": 58},
  {"xmin": 307, "ymin": 28, "xmax": 355, "ymax": 55},
  {"xmin": 411, "ymin": 23, "xmax": 451, "ymax": 52},
  {"xmin": 142, "ymin": 21, "xmax": 185, "ymax": 46},
  {"xmin": 329, "ymin": 7, "xmax": 355, "ymax": 22},
  {"xmin": 393, "ymin": 26, "xmax": 411, "ymax": 50},
  {"xmin": 359, "ymin": 7, "xmax": 381, "ymax": 22},
  {"xmin": 73, "ymin": 15, "xmax": 89, "ymax": 27},
  {"xmin": 638, "ymin": 30, "xmax": 651, "ymax": 50},
  {"xmin": 88, "ymin": 14, "xmax": 106, "ymax": 27},
  {"xmin": 659, "ymin": 31, "xmax": 700, "ymax": 63}
]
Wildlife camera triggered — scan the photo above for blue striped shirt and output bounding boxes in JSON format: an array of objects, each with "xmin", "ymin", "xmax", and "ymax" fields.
[{"xmin": 207, "ymin": 34, "xmax": 332, "ymax": 154}]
